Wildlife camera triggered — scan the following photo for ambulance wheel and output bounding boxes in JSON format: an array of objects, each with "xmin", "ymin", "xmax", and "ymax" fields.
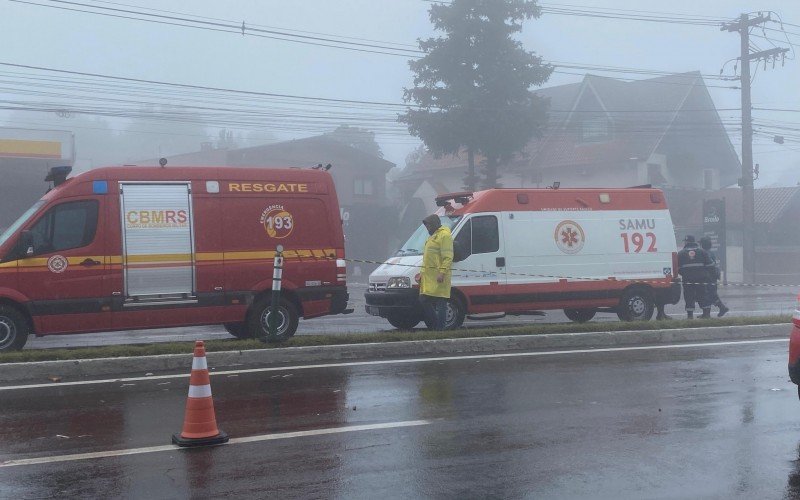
[
  {"xmin": 423, "ymin": 298, "xmax": 466, "ymax": 330},
  {"xmin": 564, "ymin": 308, "xmax": 596, "ymax": 323},
  {"xmin": 0, "ymin": 305, "xmax": 29, "ymax": 352},
  {"xmin": 248, "ymin": 297, "xmax": 299, "ymax": 343},
  {"xmin": 224, "ymin": 323, "xmax": 249, "ymax": 339},
  {"xmin": 617, "ymin": 288, "xmax": 655, "ymax": 322},
  {"xmin": 386, "ymin": 313, "xmax": 421, "ymax": 330}
]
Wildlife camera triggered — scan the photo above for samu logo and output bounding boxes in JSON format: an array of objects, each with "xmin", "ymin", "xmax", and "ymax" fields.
[
  {"xmin": 260, "ymin": 205, "xmax": 294, "ymax": 239},
  {"xmin": 554, "ymin": 220, "xmax": 585, "ymax": 255}
]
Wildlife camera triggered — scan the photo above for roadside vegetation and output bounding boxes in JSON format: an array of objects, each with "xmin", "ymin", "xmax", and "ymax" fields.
[{"xmin": 0, "ymin": 315, "xmax": 790, "ymax": 364}]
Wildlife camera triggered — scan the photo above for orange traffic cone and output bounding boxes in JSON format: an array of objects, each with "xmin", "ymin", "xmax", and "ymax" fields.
[{"xmin": 172, "ymin": 341, "xmax": 229, "ymax": 447}]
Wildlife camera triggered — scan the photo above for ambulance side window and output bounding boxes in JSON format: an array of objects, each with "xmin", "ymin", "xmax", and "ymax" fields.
[
  {"xmin": 471, "ymin": 216, "xmax": 499, "ymax": 254},
  {"xmin": 28, "ymin": 200, "xmax": 99, "ymax": 255}
]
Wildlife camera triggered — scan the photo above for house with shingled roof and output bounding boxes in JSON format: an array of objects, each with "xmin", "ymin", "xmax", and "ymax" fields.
[{"xmin": 395, "ymin": 72, "xmax": 742, "ymax": 217}]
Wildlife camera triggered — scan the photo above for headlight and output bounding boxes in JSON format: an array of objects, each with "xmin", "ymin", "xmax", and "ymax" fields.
[{"xmin": 387, "ymin": 277, "xmax": 411, "ymax": 289}]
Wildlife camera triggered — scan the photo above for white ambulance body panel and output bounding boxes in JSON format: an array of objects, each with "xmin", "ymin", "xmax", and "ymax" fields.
[{"xmin": 503, "ymin": 209, "xmax": 677, "ymax": 287}]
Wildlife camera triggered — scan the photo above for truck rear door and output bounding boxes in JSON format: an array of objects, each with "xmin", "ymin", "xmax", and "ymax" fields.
[{"xmin": 119, "ymin": 183, "xmax": 196, "ymax": 303}]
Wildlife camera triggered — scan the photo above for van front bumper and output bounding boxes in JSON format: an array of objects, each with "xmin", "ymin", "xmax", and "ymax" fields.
[{"xmin": 364, "ymin": 289, "xmax": 423, "ymax": 317}]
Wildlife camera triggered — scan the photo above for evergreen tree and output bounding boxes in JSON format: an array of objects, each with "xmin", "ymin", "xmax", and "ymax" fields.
[{"xmin": 400, "ymin": 0, "xmax": 552, "ymax": 189}]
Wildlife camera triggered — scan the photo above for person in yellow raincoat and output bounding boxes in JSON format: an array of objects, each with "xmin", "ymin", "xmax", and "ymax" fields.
[{"xmin": 420, "ymin": 214, "xmax": 454, "ymax": 330}]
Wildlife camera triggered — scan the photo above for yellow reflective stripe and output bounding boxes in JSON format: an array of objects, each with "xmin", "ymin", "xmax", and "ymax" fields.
[
  {"xmin": 126, "ymin": 254, "xmax": 192, "ymax": 264},
  {"xmin": 222, "ymin": 251, "xmax": 277, "ymax": 261},
  {"xmin": 6, "ymin": 248, "xmax": 339, "ymax": 268}
]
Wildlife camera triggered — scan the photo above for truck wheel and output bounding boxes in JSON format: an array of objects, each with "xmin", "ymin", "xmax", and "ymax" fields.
[
  {"xmin": 617, "ymin": 288, "xmax": 655, "ymax": 322},
  {"xmin": 247, "ymin": 297, "xmax": 299, "ymax": 343},
  {"xmin": 386, "ymin": 313, "xmax": 421, "ymax": 330},
  {"xmin": 224, "ymin": 323, "xmax": 249, "ymax": 339},
  {"xmin": 0, "ymin": 305, "xmax": 29, "ymax": 352},
  {"xmin": 564, "ymin": 308, "xmax": 596, "ymax": 323},
  {"xmin": 423, "ymin": 298, "xmax": 466, "ymax": 330}
]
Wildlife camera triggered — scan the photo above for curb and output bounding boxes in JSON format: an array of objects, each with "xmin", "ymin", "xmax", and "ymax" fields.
[{"xmin": 0, "ymin": 323, "xmax": 789, "ymax": 384}]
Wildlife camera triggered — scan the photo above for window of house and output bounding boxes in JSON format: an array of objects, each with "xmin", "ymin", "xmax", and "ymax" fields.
[
  {"xmin": 28, "ymin": 200, "xmax": 98, "ymax": 255},
  {"xmin": 581, "ymin": 117, "xmax": 611, "ymax": 142},
  {"xmin": 354, "ymin": 178, "xmax": 374, "ymax": 196},
  {"xmin": 703, "ymin": 169, "xmax": 714, "ymax": 190}
]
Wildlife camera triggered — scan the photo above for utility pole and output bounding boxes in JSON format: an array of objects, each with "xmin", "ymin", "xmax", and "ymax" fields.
[{"xmin": 722, "ymin": 14, "xmax": 788, "ymax": 283}]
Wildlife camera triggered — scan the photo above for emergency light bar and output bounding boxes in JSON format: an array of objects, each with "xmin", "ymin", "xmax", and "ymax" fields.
[
  {"xmin": 45, "ymin": 165, "xmax": 72, "ymax": 187},
  {"xmin": 435, "ymin": 191, "xmax": 473, "ymax": 207}
]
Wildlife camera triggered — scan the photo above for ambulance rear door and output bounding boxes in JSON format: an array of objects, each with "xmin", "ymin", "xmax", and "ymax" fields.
[{"xmin": 119, "ymin": 183, "xmax": 196, "ymax": 304}]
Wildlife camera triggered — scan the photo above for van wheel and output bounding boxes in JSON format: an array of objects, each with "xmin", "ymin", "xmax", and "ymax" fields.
[
  {"xmin": 424, "ymin": 298, "xmax": 466, "ymax": 330},
  {"xmin": 224, "ymin": 323, "xmax": 249, "ymax": 339},
  {"xmin": 564, "ymin": 308, "xmax": 596, "ymax": 323},
  {"xmin": 0, "ymin": 306, "xmax": 29, "ymax": 352},
  {"xmin": 387, "ymin": 313, "xmax": 421, "ymax": 330},
  {"xmin": 247, "ymin": 297, "xmax": 299, "ymax": 343},
  {"xmin": 617, "ymin": 288, "xmax": 655, "ymax": 322}
]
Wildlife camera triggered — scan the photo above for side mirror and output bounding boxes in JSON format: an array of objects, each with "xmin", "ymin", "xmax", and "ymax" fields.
[{"xmin": 19, "ymin": 230, "xmax": 34, "ymax": 257}]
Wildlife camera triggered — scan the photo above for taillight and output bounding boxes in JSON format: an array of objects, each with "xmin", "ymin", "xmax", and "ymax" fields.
[
  {"xmin": 794, "ymin": 294, "xmax": 800, "ymax": 327},
  {"xmin": 331, "ymin": 248, "xmax": 346, "ymax": 284}
]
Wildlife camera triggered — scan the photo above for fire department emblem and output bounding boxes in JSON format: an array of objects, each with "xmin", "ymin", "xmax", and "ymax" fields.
[
  {"xmin": 47, "ymin": 255, "xmax": 69, "ymax": 274},
  {"xmin": 554, "ymin": 220, "xmax": 585, "ymax": 255},
  {"xmin": 260, "ymin": 205, "xmax": 294, "ymax": 239}
]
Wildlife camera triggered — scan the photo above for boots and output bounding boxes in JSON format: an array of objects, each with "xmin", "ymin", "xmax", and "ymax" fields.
[
  {"xmin": 717, "ymin": 303, "xmax": 729, "ymax": 318},
  {"xmin": 700, "ymin": 308, "xmax": 712, "ymax": 319}
]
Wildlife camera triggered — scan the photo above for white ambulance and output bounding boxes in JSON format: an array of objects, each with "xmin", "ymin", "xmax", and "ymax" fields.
[{"xmin": 366, "ymin": 188, "xmax": 680, "ymax": 329}]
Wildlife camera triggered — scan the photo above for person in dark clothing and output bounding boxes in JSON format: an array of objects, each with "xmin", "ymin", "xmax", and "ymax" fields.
[
  {"xmin": 699, "ymin": 236, "xmax": 729, "ymax": 317},
  {"xmin": 677, "ymin": 235, "xmax": 712, "ymax": 319}
]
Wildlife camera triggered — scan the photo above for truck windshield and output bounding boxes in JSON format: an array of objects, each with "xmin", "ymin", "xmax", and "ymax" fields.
[
  {"xmin": 0, "ymin": 201, "xmax": 45, "ymax": 248},
  {"xmin": 395, "ymin": 216, "xmax": 462, "ymax": 257}
]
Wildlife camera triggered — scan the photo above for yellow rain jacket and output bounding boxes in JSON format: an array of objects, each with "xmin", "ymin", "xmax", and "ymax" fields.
[{"xmin": 419, "ymin": 225, "xmax": 453, "ymax": 298}]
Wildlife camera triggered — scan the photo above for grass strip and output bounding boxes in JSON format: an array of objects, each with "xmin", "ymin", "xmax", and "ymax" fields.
[{"xmin": 0, "ymin": 315, "xmax": 790, "ymax": 364}]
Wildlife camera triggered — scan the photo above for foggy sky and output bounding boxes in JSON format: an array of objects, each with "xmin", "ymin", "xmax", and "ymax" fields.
[{"xmin": 1, "ymin": 0, "xmax": 798, "ymax": 186}]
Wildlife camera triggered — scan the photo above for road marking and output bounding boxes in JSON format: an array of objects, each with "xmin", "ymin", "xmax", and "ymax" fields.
[
  {"xmin": 0, "ymin": 420, "xmax": 432, "ymax": 468},
  {"xmin": 0, "ymin": 337, "xmax": 788, "ymax": 392}
]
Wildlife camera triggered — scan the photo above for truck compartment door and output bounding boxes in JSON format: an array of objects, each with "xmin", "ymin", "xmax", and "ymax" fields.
[{"xmin": 120, "ymin": 183, "xmax": 195, "ymax": 298}]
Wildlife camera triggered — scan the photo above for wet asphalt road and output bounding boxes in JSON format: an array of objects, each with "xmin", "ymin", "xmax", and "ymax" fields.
[
  {"xmin": 24, "ymin": 285, "xmax": 797, "ymax": 350},
  {"xmin": 2, "ymin": 337, "xmax": 800, "ymax": 498}
]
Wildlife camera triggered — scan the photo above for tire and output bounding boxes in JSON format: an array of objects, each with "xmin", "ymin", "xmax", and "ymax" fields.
[
  {"xmin": 564, "ymin": 308, "xmax": 596, "ymax": 323},
  {"xmin": 0, "ymin": 305, "xmax": 30, "ymax": 352},
  {"xmin": 423, "ymin": 297, "xmax": 466, "ymax": 330},
  {"xmin": 386, "ymin": 312, "xmax": 421, "ymax": 330},
  {"xmin": 616, "ymin": 288, "xmax": 655, "ymax": 322},
  {"xmin": 224, "ymin": 323, "xmax": 249, "ymax": 339},
  {"xmin": 246, "ymin": 296, "xmax": 300, "ymax": 343}
]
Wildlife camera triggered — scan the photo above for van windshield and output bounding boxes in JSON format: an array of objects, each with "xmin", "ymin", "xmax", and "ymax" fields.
[
  {"xmin": 0, "ymin": 201, "xmax": 45, "ymax": 248},
  {"xmin": 395, "ymin": 215, "xmax": 462, "ymax": 257}
]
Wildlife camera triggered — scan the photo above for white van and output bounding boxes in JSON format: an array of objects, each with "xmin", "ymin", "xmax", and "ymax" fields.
[{"xmin": 366, "ymin": 188, "xmax": 680, "ymax": 329}]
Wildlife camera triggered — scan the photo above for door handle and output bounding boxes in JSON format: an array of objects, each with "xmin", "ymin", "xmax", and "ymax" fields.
[
  {"xmin": 496, "ymin": 257, "xmax": 506, "ymax": 268},
  {"xmin": 80, "ymin": 258, "xmax": 102, "ymax": 267}
]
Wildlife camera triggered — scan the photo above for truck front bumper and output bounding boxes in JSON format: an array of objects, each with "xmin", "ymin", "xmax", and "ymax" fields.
[{"xmin": 364, "ymin": 289, "xmax": 423, "ymax": 318}]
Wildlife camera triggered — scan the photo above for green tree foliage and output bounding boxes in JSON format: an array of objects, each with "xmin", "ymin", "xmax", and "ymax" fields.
[
  {"xmin": 325, "ymin": 124, "xmax": 383, "ymax": 158},
  {"xmin": 399, "ymin": 0, "xmax": 553, "ymax": 189}
]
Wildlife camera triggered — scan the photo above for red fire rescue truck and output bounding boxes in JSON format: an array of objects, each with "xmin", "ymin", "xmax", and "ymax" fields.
[
  {"xmin": 0, "ymin": 165, "xmax": 349, "ymax": 351},
  {"xmin": 367, "ymin": 187, "xmax": 681, "ymax": 329}
]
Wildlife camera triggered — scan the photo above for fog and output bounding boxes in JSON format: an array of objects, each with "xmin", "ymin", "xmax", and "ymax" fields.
[{"xmin": 0, "ymin": 0, "xmax": 797, "ymax": 183}]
